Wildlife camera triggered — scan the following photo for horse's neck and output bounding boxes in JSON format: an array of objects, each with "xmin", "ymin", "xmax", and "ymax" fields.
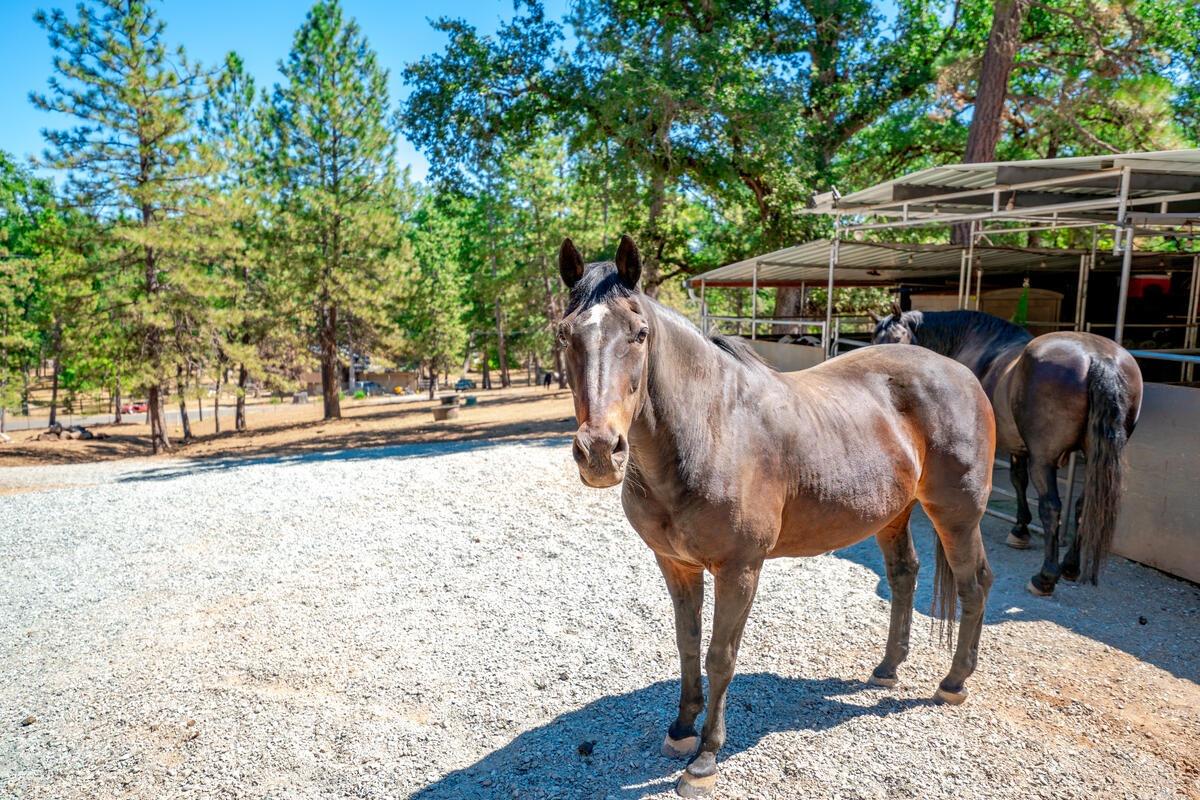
[
  {"xmin": 629, "ymin": 306, "xmax": 755, "ymax": 484},
  {"xmin": 917, "ymin": 318, "xmax": 1023, "ymax": 380}
]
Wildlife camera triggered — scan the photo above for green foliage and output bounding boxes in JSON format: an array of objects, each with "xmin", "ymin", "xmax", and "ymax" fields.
[{"xmin": 6, "ymin": 0, "xmax": 1197, "ymax": 430}]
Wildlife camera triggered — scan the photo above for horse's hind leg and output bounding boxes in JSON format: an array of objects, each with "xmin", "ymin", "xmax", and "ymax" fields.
[
  {"xmin": 870, "ymin": 503, "xmax": 918, "ymax": 688},
  {"xmin": 1006, "ymin": 453, "xmax": 1034, "ymax": 549},
  {"xmin": 929, "ymin": 523, "xmax": 993, "ymax": 705},
  {"xmin": 655, "ymin": 555, "xmax": 705, "ymax": 759},
  {"xmin": 1060, "ymin": 493, "xmax": 1085, "ymax": 582},
  {"xmin": 1028, "ymin": 460, "xmax": 1063, "ymax": 596}
]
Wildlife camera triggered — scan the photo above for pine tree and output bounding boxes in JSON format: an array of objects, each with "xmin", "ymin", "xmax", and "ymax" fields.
[
  {"xmin": 267, "ymin": 0, "xmax": 404, "ymax": 419},
  {"xmin": 399, "ymin": 191, "xmax": 468, "ymax": 400},
  {"xmin": 33, "ymin": 0, "xmax": 216, "ymax": 452}
]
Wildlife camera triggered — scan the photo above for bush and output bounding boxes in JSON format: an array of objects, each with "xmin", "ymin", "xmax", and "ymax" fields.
[
  {"xmin": 270, "ymin": 396, "xmax": 282, "ymax": 404},
  {"xmin": 353, "ymin": 390, "xmax": 366, "ymax": 400}
]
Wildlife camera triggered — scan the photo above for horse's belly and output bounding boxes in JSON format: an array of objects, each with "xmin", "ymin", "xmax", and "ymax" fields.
[{"xmin": 771, "ymin": 493, "xmax": 912, "ymax": 558}]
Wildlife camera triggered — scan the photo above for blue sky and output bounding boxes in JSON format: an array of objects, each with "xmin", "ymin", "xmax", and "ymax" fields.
[{"xmin": 0, "ymin": 0, "xmax": 569, "ymax": 181}]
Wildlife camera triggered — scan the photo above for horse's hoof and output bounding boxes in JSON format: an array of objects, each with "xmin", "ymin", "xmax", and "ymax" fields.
[
  {"xmin": 867, "ymin": 673, "xmax": 899, "ymax": 688},
  {"xmin": 1006, "ymin": 532, "xmax": 1032, "ymax": 549},
  {"xmin": 1026, "ymin": 578, "xmax": 1054, "ymax": 597},
  {"xmin": 934, "ymin": 685, "xmax": 968, "ymax": 705},
  {"xmin": 676, "ymin": 767, "xmax": 717, "ymax": 798},
  {"xmin": 660, "ymin": 734, "xmax": 698, "ymax": 759},
  {"xmin": 1061, "ymin": 569, "xmax": 1079, "ymax": 583}
]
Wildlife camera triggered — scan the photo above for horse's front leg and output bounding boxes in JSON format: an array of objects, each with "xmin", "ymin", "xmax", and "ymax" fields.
[
  {"xmin": 677, "ymin": 560, "xmax": 761, "ymax": 798},
  {"xmin": 1060, "ymin": 493, "xmax": 1085, "ymax": 582},
  {"xmin": 655, "ymin": 555, "xmax": 705, "ymax": 759}
]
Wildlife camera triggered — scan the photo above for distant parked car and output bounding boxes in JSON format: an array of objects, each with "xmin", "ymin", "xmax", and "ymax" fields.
[
  {"xmin": 357, "ymin": 381, "xmax": 385, "ymax": 396},
  {"xmin": 121, "ymin": 401, "xmax": 148, "ymax": 413},
  {"xmin": 454, "ymin": 378, "xmax": 476, "ymax": 392}
]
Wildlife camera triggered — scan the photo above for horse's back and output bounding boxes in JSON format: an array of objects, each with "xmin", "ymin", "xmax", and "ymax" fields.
[{"xmin": 801, "ymin": 345, "xmax": 996, "ymax": 464}]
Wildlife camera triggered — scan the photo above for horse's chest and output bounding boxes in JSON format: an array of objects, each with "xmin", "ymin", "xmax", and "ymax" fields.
[{"xmin": 621, "ymin": 489, "xmax": 745, "ymax": 567}]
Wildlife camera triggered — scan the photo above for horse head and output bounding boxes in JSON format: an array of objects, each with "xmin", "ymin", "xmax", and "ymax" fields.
[
  {"xmin": 557, "ymin": 235, "xmax": 650, "ymax": 488},
  {"xmin": 872, "ymin": 301, "xmax": 916, "ymax": 345}
]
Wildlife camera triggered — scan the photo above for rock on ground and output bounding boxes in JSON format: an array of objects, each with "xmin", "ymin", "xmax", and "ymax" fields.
[{"xmin": 1, "ymin": 439, "xmax": 1198, "ymax": 799}]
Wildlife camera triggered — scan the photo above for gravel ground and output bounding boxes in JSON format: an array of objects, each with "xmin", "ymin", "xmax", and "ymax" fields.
[{"xmin": 1, "ymin": 439, "xmax": 1198, "ymax": 800}]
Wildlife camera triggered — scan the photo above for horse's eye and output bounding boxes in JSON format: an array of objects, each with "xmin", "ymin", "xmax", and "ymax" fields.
[{"xmin": 634, "ymin": 327, "xmax": 648, "ymax": 344}]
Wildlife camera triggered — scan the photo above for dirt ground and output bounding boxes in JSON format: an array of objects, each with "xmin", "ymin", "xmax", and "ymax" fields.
[
  {"xmin": 2, "ymin": 438, "xmax": 1197, "ymax": 799},
  {"xmin": 0, "ymin": 385, "xmax": 576, "ymax": 477}
]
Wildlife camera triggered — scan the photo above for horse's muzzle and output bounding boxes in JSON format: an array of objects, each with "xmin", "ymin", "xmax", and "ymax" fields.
[{"xmin": 572, "ymin": 425, "xmax": 628, "ymax": 488}]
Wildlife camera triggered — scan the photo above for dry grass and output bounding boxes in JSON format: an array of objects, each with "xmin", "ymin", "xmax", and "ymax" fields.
[{"xmin": 0, "ymin": 386, "xmax": 576, "ymax": 469}]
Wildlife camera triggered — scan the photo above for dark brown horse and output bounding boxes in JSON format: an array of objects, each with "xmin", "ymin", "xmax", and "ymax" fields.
[
  {"xmin": 872, "ymin": 307, "xmax": 1142, "ymax": 597},
  {"xmin": 557, "ymin": 236, "xmax": 995, "ymax": 797}
]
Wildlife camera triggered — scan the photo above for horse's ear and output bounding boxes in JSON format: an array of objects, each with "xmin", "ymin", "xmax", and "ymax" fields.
[
  {"xmin": 890, "ymin": 299, "xmax": 903, "ymax": 319},
  {"xmin": 559, "ymin": 238, "xmax": 585, "ymax": 289},
  {"xmin": 615, "ymin": 234, "xmax": 642, "ymax": 289}
]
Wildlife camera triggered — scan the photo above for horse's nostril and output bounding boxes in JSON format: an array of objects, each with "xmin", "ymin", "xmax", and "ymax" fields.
[
  {"xmin": 612, "ymin": 435, "xmax": 628, "ymax": 463},
  {"xmin": 572, "ymin": 437, "xmax": 589, "ymax": 464}
]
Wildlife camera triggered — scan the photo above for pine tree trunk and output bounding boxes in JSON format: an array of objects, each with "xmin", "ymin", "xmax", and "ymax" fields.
[
  {"xmin": 236, "ymin": 364, "xmax": 248, "ymax": 432},
  {"xmin": 114, "ymin": 376, "xmax": 122, "ymax": 424},
  {"xmin": 642, "ymin": 167, "xmax": 668, "ymax": 298},
  {"xmin": 427, "ymin": 360, "xmax": 436, "ymax": 400},
  {"xmin": 320, "ymin": 304, "xmax": 342, "ymax": 419},
  {"xmin": 213, "ymin": 369, "xmax": 222, "ymax": 434},
  {"xmin": 953, "ymin": 0, "xmax": 1030, "ymax": 244},
  {"xmin": 195, "ymin": 364, "xmax": 202, "ymax": 421},
  {"xmin": 176, "ymin": 365, "xmax": 192, "ymax": 441},
  {"xmin": 21, "ymin": 366, "xmax": 30, "ymax": 416},
  {"xmin": 148, "ymin": 383, "xmax": 170, "ymax": 453},
  {"xmin": 482, "ymin": 347, "xmax": 491, "ymax": 390},
  {"xmin": 494, "ymin": 298, "xmax": 511, "ymax": 388},
  {"xmin": 48, "ymin": 356, "xmax": 60, "ymax": 427}
]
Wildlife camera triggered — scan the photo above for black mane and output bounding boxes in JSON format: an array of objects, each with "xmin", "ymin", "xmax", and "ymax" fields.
[
  {"xmin": 565, "ymin": 261, "xmax": 635, "ymax": 315},
  {"xmin": 904, "ymin": 309, "xmax": 1032, "ymax": 373},
  {"xmin": 710, "ymin": 333, "xmax": 773, "ymax": 370}
]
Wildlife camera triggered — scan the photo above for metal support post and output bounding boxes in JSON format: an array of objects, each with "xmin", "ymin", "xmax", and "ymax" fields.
[{"xmin": 824, "ymin": 231, "xmax": 839, "ymax": 360}]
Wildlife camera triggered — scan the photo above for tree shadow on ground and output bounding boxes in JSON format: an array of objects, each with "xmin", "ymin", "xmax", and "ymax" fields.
[
  {"xmin": 410, "ymin": 673, "xmax": 933, "ymax": 799},
  {"xmin": 116, "ymin": 430, "xmax": 571, "ymax": 483},
  {"xmin": 833, "ymin": 508, "xmax": 1200, "ymax": 684}
]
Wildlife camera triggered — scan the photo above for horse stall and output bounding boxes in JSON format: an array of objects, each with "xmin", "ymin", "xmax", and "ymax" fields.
[{"xmin": 690, "ymin": 150, "xmax": 1200, "ymax": 586}]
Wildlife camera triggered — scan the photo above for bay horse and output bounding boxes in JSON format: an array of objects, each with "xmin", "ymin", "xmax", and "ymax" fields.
[
  {"xmin": 557, "ymin": 236, "xmax": 995, "ymax": 797},
  {"xmin": 872, "ymin": 307, "xmax": 1142, "ymax": 597}
]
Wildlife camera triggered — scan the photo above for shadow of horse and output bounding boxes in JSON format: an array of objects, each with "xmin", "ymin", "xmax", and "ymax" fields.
[
  {"xmin": 410, "ymin": 673, "xmax": 933, "ymax": 799},
  {"xmin": 834, "ymin": 507, "xmax": 1200, "ymax": 684}
]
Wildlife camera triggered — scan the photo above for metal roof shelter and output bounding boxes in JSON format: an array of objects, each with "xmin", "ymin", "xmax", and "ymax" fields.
[
  {"xmin": 787, "ymin": 148, "xmax": 1200, "ymax": 360},
  {"xmin": 686, "ymin": 240, "xmax": 1192, "ymax": 288},
  {"xmin": 809, "ymin": 148, "xmax": 1200, "ymax": 230}
]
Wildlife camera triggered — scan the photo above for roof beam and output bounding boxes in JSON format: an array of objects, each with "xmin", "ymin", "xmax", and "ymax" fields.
[
  {"xmin": 891, "ymin": 184, "xmax": 1110, "ymax": 207},
  {"xmin": 996, "ymin": 165, "xmax": 1200, "ymax": 194}
]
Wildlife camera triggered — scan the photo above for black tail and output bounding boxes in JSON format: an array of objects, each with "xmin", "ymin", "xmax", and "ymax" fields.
[
  {"xmin": 931, "ymin": 536, "xmax": 957, "ymax": 647},
  {"xmin": 1078, "ymin": 358, "xmax": 1131, "ymax": 584}
]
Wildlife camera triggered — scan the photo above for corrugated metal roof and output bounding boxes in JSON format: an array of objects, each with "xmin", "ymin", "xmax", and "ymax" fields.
[
  {"xmin": 686, "ymin": 240, "xmax": 1197, "ymax": 288},
  {"xmin": 816, "ymin": 148, "xmax": 1200, "ymax": 212}
]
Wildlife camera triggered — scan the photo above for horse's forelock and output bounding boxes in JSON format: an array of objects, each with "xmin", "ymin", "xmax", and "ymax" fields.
[{"xmin": 565, "ymin": 261, "xmax": 635, "ymax": 317}]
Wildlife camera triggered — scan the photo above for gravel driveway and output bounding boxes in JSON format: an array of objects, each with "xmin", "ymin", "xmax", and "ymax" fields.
[{"xmin": 2, "ymin": 439, "xmax": 1198, "ymax": 799}]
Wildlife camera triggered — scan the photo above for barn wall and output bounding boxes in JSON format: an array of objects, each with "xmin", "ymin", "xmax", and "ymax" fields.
[
  {"xmin": 747, "ymin": 340, "xmax": 825, "ymax": 372},
  {"xmin": 1113, "ymin": 382, "xmax": 1200, "ymax": 584}
]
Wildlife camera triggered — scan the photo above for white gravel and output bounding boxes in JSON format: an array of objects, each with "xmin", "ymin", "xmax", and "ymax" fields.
[{"xmin": 1, "ymin": 439, "xmax": 1198, "ymax": 799}]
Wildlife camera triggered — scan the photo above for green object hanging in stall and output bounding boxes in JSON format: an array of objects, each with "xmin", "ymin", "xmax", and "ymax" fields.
[{"xmin": 1011, "ymin": 278, "xmax": 1030, "ymax": 328}]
